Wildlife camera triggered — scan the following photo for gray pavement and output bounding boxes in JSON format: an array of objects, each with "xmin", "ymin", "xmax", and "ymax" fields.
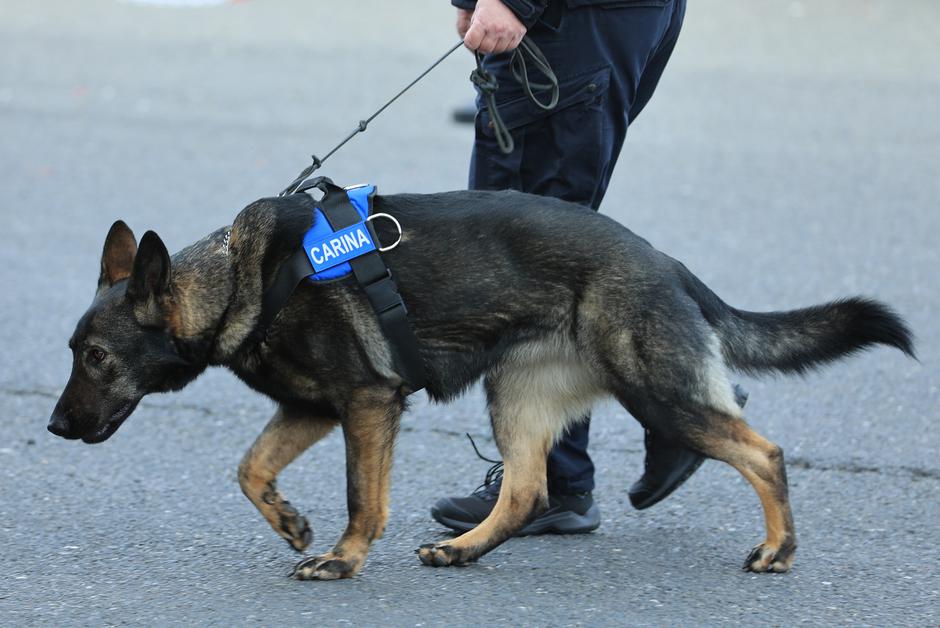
[{"xmin": 1, "ymin": 0, "xmax": 938, "ymax": 625}]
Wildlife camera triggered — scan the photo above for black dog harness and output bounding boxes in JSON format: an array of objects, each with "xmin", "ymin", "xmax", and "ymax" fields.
[
  {"xmin": 256, "ymin": 176, "xmax": 426, "ymax": 392},
  {"xmin": 260, "ymin": 41, "xmax": 560, "ymax": 394}
]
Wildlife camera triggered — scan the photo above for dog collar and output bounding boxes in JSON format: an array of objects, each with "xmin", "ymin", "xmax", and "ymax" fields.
[{"xmin": 221, "ymin": 229, "xmax": 232, "ymax": 256}]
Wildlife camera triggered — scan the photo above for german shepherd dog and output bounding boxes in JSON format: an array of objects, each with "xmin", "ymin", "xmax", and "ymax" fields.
[{"xmin": 49, "ymin": 189, "xmax": 914, "ymax": 579}]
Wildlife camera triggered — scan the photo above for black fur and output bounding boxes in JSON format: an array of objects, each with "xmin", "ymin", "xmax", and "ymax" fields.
[{"xmin": 678, "ymin": 265, "xmax": 915, "ymax": 375}]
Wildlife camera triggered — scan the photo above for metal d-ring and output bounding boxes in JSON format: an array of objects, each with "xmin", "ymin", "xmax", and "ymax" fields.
[{"xmin": 365, "ymin": 213, "xmax": 403, "ymax": 252}]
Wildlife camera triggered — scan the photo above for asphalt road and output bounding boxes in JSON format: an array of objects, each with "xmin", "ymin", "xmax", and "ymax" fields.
[{"xmin": 1, "ymin": 0, "xmax": 938, "ymax": 625}]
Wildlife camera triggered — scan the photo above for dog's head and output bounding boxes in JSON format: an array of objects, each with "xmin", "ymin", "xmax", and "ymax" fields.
[{"xmin": 49, "ymin": 221, "xmax": 200, "ymax": 443}]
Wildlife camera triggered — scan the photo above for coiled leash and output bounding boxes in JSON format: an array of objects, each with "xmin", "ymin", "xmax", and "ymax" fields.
[
  {"xmin": 471, "ymin": 38, "xmax": 559, "ymax": 154},
  {"xmin": 267, "ymin": 38, "xmax": 560, "ymax": 393}
]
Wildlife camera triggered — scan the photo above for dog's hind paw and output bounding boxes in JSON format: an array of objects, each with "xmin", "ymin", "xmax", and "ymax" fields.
[
  {"xmin": 416, "ymin": 543, "xmax": 471, "ymax": 567},
  {"xmin": 291, "ymin": 553, "xmax": 362, "ymax": 580},
  {"xmin": 743, "ymin": 540, "xmax": 796, "ymax": 573}
]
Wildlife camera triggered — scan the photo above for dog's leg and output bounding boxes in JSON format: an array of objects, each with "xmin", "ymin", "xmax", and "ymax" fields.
[
  {"xmin": 238, "ymin": 406, "xmax": 338, "ymax": 553},
  {"xmin": 683, "ymin": 412, "xmax": 797, "ymax": 572},
  {"xmin": 293, "ymin": 387, "xmax": 402, "ymax": 580},
  {"xmin": 418, "ymin": 370, "xmax": 565, "ymax": 567}
]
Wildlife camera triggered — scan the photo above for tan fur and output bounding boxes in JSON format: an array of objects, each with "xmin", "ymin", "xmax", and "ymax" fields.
[
  {"xmin": 701, "ymin": 334, "xmax": 742, "ymax": 417},
  {"xmin": 419, "ymin": 338, "xmax": 600, "ymax": 566},
  {"xmin": 165, "ymin": 281, "xmax": 189, "ymax": 338},
  {"xmin": 493, "ymin": 338, "xmax": 604, "ymax": 441},
  {"xmin": 166, "ymin": 274, "xmax": 204, "ymax": 338},
  {"xmin": 292, "ymin": 386, "xmax": 402, "ymax": 580},
  {"xmin": 419, "ymin": 439, "xmax": 551, "ymax": 566},
  {"xmin": 238, "ymin": 408, "xmax": 337, "ymax": 551},
  {"xmin": 334, "ymin": 292, "xmax": 398, "ymax": 380},
  {"xmin": 686, "ymin": 415, "xmax": 796, "ymax": 572}
]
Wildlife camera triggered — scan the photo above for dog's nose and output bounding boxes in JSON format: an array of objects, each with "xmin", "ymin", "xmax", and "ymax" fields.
[{"xmin": 47, "ymin": 413, "xmax": 72, "ymax": 438}]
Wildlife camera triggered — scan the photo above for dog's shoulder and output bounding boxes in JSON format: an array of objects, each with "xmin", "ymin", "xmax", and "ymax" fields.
[
  {"xmin": 229, "ymin": 194, "xmax": 314, "ymax": 280},
  {"xmin": 230, "ymin": 194, "xmax": 312, "ymax": 251}
]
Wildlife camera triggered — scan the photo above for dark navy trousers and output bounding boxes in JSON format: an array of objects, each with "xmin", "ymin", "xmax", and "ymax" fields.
[{"xmin": 468, "ymin": 0, "xmax": 686, "ymax": 495}]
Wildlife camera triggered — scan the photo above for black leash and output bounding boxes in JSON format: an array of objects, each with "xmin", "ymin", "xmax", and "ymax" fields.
[
  {"xmin": 280, "ymin": 40, "xmax": 464, "ymax": 196},
  {"xmin": 280, "ymin": 38, "xmax": 559, "ymax": 196}
]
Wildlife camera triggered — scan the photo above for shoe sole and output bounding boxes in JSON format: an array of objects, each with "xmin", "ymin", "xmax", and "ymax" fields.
[{"xmin": 431, "ymin": 503, "xmax": 600, "ymax": 536}]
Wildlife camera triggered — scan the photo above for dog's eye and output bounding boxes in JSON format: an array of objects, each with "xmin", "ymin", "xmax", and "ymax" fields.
[{"xmin": 88, "ymin": 348, "xmax": 107, "ymax": 363}]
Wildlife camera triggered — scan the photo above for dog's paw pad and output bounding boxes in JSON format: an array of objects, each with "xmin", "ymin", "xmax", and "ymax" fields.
[
  {"xmin": 291, "ymin": 554, "xmax": 358, "ymax": 580},
  {"xmin": 280, "ymin": 513, "xmax": 313, "ymax": 552},
  {"xmin": 417, "ymin": 543, "xmax": 463, "ymax": 567},
  {"xmin": 743, "ymin": 541, "xmax": 794, "ymax": 573},
  {"xmin": 277, "ymin": 503, "xmax": 312, "ymax": 552}
]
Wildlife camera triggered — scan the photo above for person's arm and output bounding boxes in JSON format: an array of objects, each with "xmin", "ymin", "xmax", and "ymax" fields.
[{"xmin": 455, "ymin": 0, "xmax": 548, "ymax": 54}]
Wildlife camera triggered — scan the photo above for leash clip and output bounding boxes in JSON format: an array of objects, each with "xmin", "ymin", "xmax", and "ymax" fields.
[{"xmin": 366, "ymin": 213, "xmax": 403, "ymax": 252}]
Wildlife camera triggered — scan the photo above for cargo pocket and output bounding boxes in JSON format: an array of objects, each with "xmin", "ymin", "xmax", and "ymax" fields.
[
  {"xmin": 566, "ymin": 0, "xmax": 671, "ymax": 7},
  {"xmin": 477, "ymin": 64, "xmax": 611, "ymax": 135},
  {"xmin": 475, "ymin": 65, "xmax": 613, "ymax": 205}
]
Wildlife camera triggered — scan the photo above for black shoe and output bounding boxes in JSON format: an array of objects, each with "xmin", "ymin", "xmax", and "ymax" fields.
[
  {"xmin": 628, "ymin": 437, "xmax": 705, "ymax": 510},
  {"xmin": 431, "ymin": 462, "xmax": 601, "ymax": 535},
  {"xmin": 452, "ymin": 103, "xmax": 477, "ymax": 124},
  {"xmin": 628, "ymin": 384, "xmax": 749, "ymax": 510}
]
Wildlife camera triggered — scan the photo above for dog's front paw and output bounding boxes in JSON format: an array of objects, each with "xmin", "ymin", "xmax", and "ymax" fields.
[
  {"xmin": 416, "ymin": 543, "xmax": 472, "ymax": 567},
  {"xmin": 743, "ymin": 539, "xmax": 796, "ymax": 573},
  {"xmin": 276, "ymin": 500, "xmax": 313, "ymax": 552},
  {"xmin": 291, "ymin": 552, "xmax": 363, "ymax": 580}
]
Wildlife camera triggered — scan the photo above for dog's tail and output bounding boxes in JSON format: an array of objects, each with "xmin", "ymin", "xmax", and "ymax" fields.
[{"xmin": 678, "ymin": 265, "xmax": 916, "ymax": 375}]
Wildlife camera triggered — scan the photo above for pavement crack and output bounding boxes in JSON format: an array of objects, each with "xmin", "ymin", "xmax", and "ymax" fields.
[
  {"xmin": 400, "ymin": 424, "xmax": 483, "ymax": 440},
  {"xmin": 0, "ymin": 386, "xmax": 58, "ymax": 400},
  {"xmin": 136, "ymin": 400, "xmax": 216, "ymax": 418},
  {"xmin": 909, "ymin": 467, "xmax": 940, "ymax": 480},
  {"xmin": 786, "ymin": 456, "xmax": 939, "ymax": 481}
]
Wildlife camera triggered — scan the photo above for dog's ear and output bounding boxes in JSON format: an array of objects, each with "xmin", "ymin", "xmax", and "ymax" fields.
[
  {"xmin": 99, "ymin": 220, "xmax": 138, "ymax": 292},
  {"xmin": 126, "ymin": 230, "xmax": 171, "ymax": 304}
]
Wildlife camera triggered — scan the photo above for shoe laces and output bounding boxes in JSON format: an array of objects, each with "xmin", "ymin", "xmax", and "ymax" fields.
[{"xmin": 465, "ymin": 433, "xmax": 503, "ymax": 498}]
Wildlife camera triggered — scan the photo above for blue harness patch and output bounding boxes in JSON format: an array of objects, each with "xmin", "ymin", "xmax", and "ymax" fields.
[{"xmin": 303, "ymin": 184, "xmax": 376, "ymax": 282}]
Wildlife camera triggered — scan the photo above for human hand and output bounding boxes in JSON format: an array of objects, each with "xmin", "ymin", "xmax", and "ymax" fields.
[
  {"xmin": 457, "ymin": 8, "xmax": 473, "ymax": 38},
  {"xmin": 461, "ymin": 0, "xmax": 527, "ymax": 55}
]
